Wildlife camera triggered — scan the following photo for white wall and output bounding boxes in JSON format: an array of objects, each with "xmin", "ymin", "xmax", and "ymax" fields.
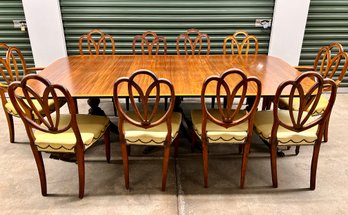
[
  {"xmin": 22, "ymin": 0, "xmax": 67, "ymax": 67},
  {"xmin": 268, "ymin": 0, "xmax": 311, "ymax": 66}
]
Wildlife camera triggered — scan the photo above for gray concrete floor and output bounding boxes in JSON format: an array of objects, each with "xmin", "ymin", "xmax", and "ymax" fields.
[{"xmin": 0, "ymin": 95, "xmax": 348, "ymax": 214}]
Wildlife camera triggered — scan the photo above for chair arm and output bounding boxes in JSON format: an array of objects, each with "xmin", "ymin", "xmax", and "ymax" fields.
[
  {"xmin": 25, "ymin": 67, "xmax": 45, "ymax": 74},
  {"xmin": 294, "ymin": 66, "xmax": 315, "ymax": 72}
]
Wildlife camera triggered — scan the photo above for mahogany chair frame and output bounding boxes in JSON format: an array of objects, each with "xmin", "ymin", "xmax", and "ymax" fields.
[
  {"xmin": 113, "ymin": 69, "xmax": 176, "ymax": 191},
  {"xmin": 132, "ymin": 31, "xmax": 167, "ymax": 55},
  {"xmin": 79, "ymin": 29, "xmax": 115, "ymax": 55},
  {"xmin": 269, "ymin": 72, "xmax": 337, "ymax": 189},
  {"xmin": 176, "ymin": 28, "xmax": 211, "ymax": 55},
  {"xmin": 8, "ymin": 74, "xmax": 110, "ymax": 198},
  {"xmin": 223, "ymin": 31, "xmax": 259, "ymax": 56},
  {"xmin": 0, "ymin": 45, "xmax": 44, "ymax": 143},
  {"xmin": 198, "ymin": 68, "xmax": 261, "ymax": 188}
]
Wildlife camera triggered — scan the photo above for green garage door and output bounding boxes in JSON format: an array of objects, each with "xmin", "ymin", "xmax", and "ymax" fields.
[
  {"xmin": 60, "ymin": 0, "xmax": 274, "ymax": 55},
  {"xmin": 0, "ymin": 1, "xmax": 34, "ymax": 82},
  {"xmin": 300, "ymin": 0, "xmax": 348, "ymax": 87}
]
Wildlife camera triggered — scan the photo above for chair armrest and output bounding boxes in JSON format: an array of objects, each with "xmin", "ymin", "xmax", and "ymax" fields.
[
  {"xmin": 25, "ymin": 67, "xmax": 45, "ymax": 74},
  {"xmin": 294, "ymin": 66, "xmax": 315, "ymax": 72}
]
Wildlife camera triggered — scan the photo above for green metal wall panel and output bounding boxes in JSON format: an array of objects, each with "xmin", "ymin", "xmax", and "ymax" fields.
[
  {"xmin": 300, "ymin": 0, "xmax": 348, "ymax": 87},
  {"xmin": 0, "ymin": 1, "xmax": 34, "ymax": 66},
  {"xmin": 60, "ymin": 0, "xmax": 274, "ymax": 55}
]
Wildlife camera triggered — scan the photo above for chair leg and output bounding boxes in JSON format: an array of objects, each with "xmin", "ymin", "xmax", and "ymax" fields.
[
  {"xmin": 125, "ymin": 98, "xmax": 130, "ymax": 111},
  {"xmin": 323, "ymin": 120, "xmax": 329, "ymax": 143},
  {"xmin": 240, "ymin": 143, "xmax": 251, "ymax": 188},
  {"xmin": 120, "ymin": 142, "xmax": 129, "ymax": 189},
  {"xmin": 161, "ymin": 145, "xmax": 171, "ymax": 191},
  {"xmin": 202, "ymin": 140, "xmax": 209, "ymax": 188},
  {"xmin": 30, "ymin": 145, "xmax": 47, "ymax": 196},
  {"xmin": 295, "ymin": 146, "xmax": 300, "ymax": 155},
  {"xmin": 174, "ymin": 135, "xmax": 180, "ymax": 157},
  {"xmin": 73, "ymin": 98, "xmax": 79, "ymax": 114},
  {"xmin": 191, "ymin": 130, "xmax": 197, "ymax": 153},
  {"xmin": 5, "ymin": 112, "xmax": 14, "ymax": 143},
  {"xmin": 238, "ymin": 144, "xmax": 243, "ymax": 154},
  {"xmin": 104, "ymin": 128, "xmax": 110, "ymax": 163},
  {"xmin": 127, "ymin": 145, "xmax": 131, "ymax": 156},
  {"xmin": 310, "ymin": 143, "xmax": 322, "ymax": 190},
  {"xmin": 76, "ymin": 146, "xmax": 85, "ymax": 199},
  {"xmin": 111, "ymin": 97, "xmax": 117, "ymax": 116},
  {"xmin": 270, "ymin": 143, "xmax": 278, "ymax": 188}
]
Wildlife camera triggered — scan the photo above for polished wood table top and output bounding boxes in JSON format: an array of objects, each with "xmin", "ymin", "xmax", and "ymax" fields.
[{"xmin": 38, "ymin": 55, "xmax": 307, "ymax": 97}]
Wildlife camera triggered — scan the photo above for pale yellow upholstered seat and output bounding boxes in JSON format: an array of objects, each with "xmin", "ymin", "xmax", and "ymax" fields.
[
  {"xmin": 254, "ymin": 110, "xmax": 318, "ymax": 145},
  {"xmin": 35, "ymin": 114, "xmax": 110, "ymax": 153},
  {"xmin": 191, "ymin": 109, "xmax": 248, "ymax": 144},
  {"xmin": 124, "ymin": 111, "xmax": 182, "ymax": 146},
  {"xmin": 4, "ymin": 99, "xmax": 56, "ymax": 118},
  {"xmin": 279, "ymin": 95, "xmax": 328, "ymax": 116}
]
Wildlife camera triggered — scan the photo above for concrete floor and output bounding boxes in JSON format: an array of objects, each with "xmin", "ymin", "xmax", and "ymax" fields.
[{"xmin": 0, "ymin": 95, "xmax": 348, "ymax": 215}]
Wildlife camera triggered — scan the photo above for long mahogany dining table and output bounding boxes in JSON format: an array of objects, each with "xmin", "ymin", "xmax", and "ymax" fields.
[{"xmin": 38, "ymin": 54, "xmax": 308, "ymax": 99}]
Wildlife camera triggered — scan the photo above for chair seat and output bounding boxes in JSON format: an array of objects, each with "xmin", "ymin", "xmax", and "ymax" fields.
[
  {"xmin": 191, "ymin": 109, "xmax": 248, "ymax": 144},
  {"xmin": 279, "ymin": 95, "xmax": 328, "ymax": 116},
  {"xmin": 254, "ymin": 110, "xmax": 318, "ymax": 145},
  {"xmin": 5, "ymin": 99, "xmax": 58, "ymax": 118},
  {"xmin": 34, "ymin": 114, "xmax": 110, "ymax": 153},
  {"xmin": 124, "ymin": 111, "xmax": 182, "ymax": 146}
]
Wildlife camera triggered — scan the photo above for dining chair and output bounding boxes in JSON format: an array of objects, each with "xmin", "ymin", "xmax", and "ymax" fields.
[
  {"xmin": 176, "ymin": 28, "xmax": 210, "ymax": 55},
  {"xmin": 79, "ymin": 29, "xmax": 116, "ymax": 115},
  {"xmin": 8, "ymin": 74, "xmax": 111, "ymax": 198},
  {"xmin": 79, "ymin": 29, "xmax": 115, "ymax": 55},
  {"xmin": 223, "ymin": 31, "xmax": 259, "ymax": 55},
  {"xmin": 132, "ymin": 31, "xmax": 167, "ymax": 55},
  {"xmin": 253, "ymin": 72, "xmax": 337, "ymax": 189},
  {"xmin": 0, "ymin": 44, "xmax": 47, "ymax": 143},
  {"xmin": 113, "ymin": 69, "xmax": 182, "ymax": 191},
  {"xmin": 191, "ymin": 68, "xmax": 261, "ymax": 188},
  {"xmin": 279, "ymin": 43, "xmax": 348, "ymax": 143}
]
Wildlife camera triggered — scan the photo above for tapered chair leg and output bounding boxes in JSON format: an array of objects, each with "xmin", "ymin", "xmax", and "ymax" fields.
[
  {"xmin": 120, "ymin": 142, "xmax": 129, "ymax": 189},
  {"xmin": 104, "ymin": 128, "xmax": 110, "ymax": 163},
  {"xmin": 270, "ymin": 143, "xmax": 278, "ymax": 188},
  {"xmin": 295, "ymin": 146, "xmax": 300, "ymax": 155},
  {"xmin": 310, "ymin": 143, "xmax": 322, "ymax": 190},
  {"xmin": 323, "ymin": 120, "xmax": 329, "ymax": 143},
  {"xmin": 240, "ymin": 142, "xmax": 251, "ymax": 188},
  {"xmin": 31, "ymin": 145, "xmax": 47, "ymax": 196},
  {"xmin": 161, "ymin": 145, "xmax": 171, "ymax": 191},
  {"xmin": 5, "ymin": 112, "xmax": 14, "ymax": 143},
  {"xmin": 202, "ymin": 141, "xmax": 209, "ymax": 188},
  {"xmin": 76, "ymin": 146, "xmax": 85, "ymax": 199}
]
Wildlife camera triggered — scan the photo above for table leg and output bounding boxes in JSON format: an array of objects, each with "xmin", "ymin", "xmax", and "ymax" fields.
[{"xmin": 87, "ymin": 98, "xmax": 118, "ymax": 134}]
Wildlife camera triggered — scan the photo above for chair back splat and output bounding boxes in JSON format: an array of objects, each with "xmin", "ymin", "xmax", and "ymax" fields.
[
  {"xmin": 79, "ymin": 29, "xmax": 115, "ymax": 55},
  {"xmin": 132, "ymin": 31, "xmax": 167, "ymax": 55},
  {"xmin": 176, "ymin": 28, "xmax": 210, "ymax": 55},
  {"xmin": 223, "ymin": 31, "xmax": 258, "ymax": 56}
]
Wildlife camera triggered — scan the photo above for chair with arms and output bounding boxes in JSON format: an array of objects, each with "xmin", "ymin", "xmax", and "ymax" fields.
[
  {"xmin": 132, "ymin": 31, "xmax": 167, "ymax": 55},
  {"xmin": 113, "ymin": 69, "xmax": 182, "ymax": 191},
  {"xmin": 223, "ymin": 31, "xmax": 259, "ymax": 56},
  {"xmin": 191, "ymin": 68, "xmax": 262, "ymax": 188},
  {"xmin": 0, "ymin": 45, "xmax": 47, "ymax": 143},
  {"xmin": 8, "ymin": 74, "xmax": 111, "ymax": 198},
  {"xmin": 279, "ymin": 43, "xmax": 348, "ymax": 144},
  {"xmin": 176, "ymin": 28, "xmax": 210, "ymax": 55},
  {"xmin": 254, "ymin": 72, "xmax": 337, "ymax": 189}
]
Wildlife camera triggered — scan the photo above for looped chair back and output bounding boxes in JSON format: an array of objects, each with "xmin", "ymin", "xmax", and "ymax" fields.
[
  {"xmin": 114, "ymin": 69, "xmax": 175, "ymax": 133},
  {"xmin": 273, "ymin": 72, "xmax": 337, "ymax": 135},
  {"xmin": 223, "ymin": 31, "xmax": 258, "ymax": 55},
  {"xmin": 8, "ymin": 74, "xmax": 79, "ymax": 139},
  {"xmin": 313, "ymin": 43, "xmax": 348, "ymax": 86},
  {"xmin": 79, "ymin": 29, "xmax": 115, "ymax": 55},
  {"xmin": 201, "ymin": 68, "xmax": 261, "ymax": 130},
  {"xmin": 132, "ymin": 31, "xmax": 167, "ymax": 55},
  {"xmin": 176, "ymin": 28, "xmax": 210, "ymax": 55}
]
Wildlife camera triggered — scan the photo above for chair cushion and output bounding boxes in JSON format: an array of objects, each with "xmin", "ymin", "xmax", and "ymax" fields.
[
  {"xmin": 191, "ymin": 109, "xmax": 249, "ymax": 144},
  {"xmin": 4, "ymin": 99, "xmax": 57, "ymax": 118},
  {"xmin": 123, "ymin": 111, "xmax": 182, "ymax": 146},
  {"xmin": 34, "ymin": 114, "xmax": 110, "ymax": 153},
  {"xmin": 278, "ymin": 95, "xmax": 328, "ymax": 116},
  {"xmin": 254, "ymin": 110, "xmax": 318, "ymax": 145}
]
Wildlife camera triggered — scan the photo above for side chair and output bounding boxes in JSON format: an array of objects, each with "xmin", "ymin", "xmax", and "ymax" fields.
[
  {"xmin": 132, "ymin": 31, "xmax": 167, "ymax": 55},
  {"xmin": 176, "ymin": 28, "xmax": 210, "ymax": 55},
  {"xmin": 223, "ymin": 31, "xmax": 259, "ymax": 55},
  {"xmin": 8, "ymin": 74, "xmax": 111, "ymax": 198},
  {"xmin": 113, "ymin": 69, "xmax": 182, "ymax": 191},
  {"xmin": 191, "ymin": 68, "xmax": 262, "ymax": 188},
  {"xmin": 253, "ymin": 72, "xmax": 337, "ymax": 189}
]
